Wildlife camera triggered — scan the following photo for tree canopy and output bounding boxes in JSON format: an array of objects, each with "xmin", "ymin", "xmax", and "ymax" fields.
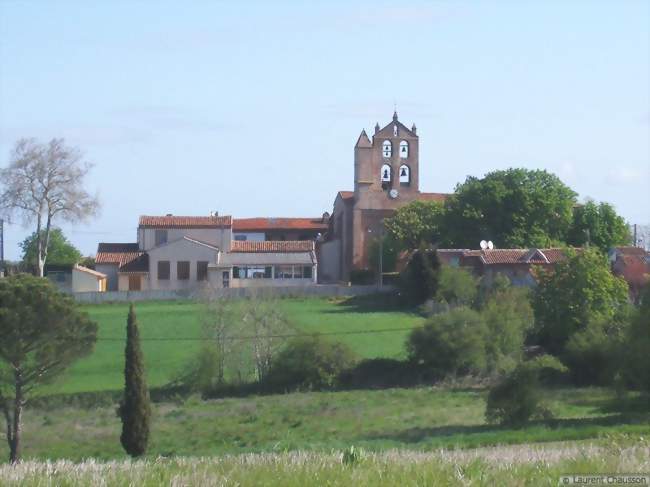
[
  {"xmin": 20, "ymin": 227, "xmax": 82, "ymax": 268},
  {"xmin": 384, "ymin": 200, "xmax": 445, "ymax": 250},
  {"xmin": 0, "ymin": 274, "xmax": 97, "ymax": 462},
  {"xmin": 443, "ymin": 168, "xmax": 577, "ymax": 248},
  {"xmin": 532, "ymin": 248, "xmax": 629, "ymax": 354},
  {"xmin": 567, "ymin": 200, "xmax": 630, "ymax": 252}
]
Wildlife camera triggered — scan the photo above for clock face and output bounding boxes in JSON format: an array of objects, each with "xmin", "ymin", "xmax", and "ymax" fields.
[{"xmin": 389, "ymin": 189, "xmax": 399, "ymax": 199}]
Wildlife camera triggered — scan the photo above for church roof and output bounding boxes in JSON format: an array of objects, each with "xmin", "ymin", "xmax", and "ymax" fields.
[{"xmin": 355, "ymin": 130, "xmax": 372, "ymax": 148}]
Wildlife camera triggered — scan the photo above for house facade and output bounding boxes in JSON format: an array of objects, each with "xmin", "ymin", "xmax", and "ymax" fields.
[
  {"xmin": 319, "ymin": 112, "xmax": 449, "ymax": 282},
  {"xmin": 96, "ymin": 215, "xmax": 324, "ymax": 291}
]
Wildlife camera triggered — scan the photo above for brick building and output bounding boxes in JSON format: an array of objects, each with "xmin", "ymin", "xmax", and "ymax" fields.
[{"xmin": 319, "ymin": 112, "xmax": 448, "ymax": 282}]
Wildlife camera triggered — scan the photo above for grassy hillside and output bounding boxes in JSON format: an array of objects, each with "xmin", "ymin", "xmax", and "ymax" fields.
[
  {"xmin": 10, "ymin": 387, "xmax": 649, "ymax": 461},
  {"xmin": 44, "ymin": 297, "xmax": 424, "ymax": 395}
]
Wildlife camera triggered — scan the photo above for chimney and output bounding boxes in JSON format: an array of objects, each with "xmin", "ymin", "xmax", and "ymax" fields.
[{"xmin": 374, "ymin": 122, "xmax": 380, "ymax": 135}]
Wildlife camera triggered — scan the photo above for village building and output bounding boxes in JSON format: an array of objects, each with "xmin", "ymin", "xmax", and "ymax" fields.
[
  {"xmin": 96, "ymin": 215, "xmax": 324, "ymax": 291},
  {"xmin": 319, "ymin": 112, "xmax": 449, "ymax": 282}
]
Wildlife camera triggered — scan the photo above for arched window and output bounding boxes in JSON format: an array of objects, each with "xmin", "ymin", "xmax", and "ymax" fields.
[
  {"xmin": 399, "ymin": 140, "xmax": 409, "ymax": 158},
  {"xmin": 399, "ymin": 164, "xmax": 410, "ymax": 185},
  {"xmin": 382, "ymin": 140, "xmax": 392, "ymax": 158},
  {"xmin": 380, "ymin": 164, "xmax": 392, "ymax": 183}
]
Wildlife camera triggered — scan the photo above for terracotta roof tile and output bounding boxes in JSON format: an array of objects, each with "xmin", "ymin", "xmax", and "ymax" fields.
[
  {"xmin": 418, "ymin": 192, "xmax": 450, "ymax": 202},
  {"xmin": 230, "ymin": 240, "xmax": 314, "ymax": 253},
  {"xmin": 472, "ymin": 248, "xmax": 573, "ymax": 265},
  {"xmin": 139, "ymin": 215, "xmax": 232, "ymax": 228},
  {"xmin": 96, "ymin": 243, "xmax": 146, "ymax": 270},
  {"xmin": 613, "ymin": 246, "xmax": 646, "ymax": 256},
  {"xmin": 233, "ymin": 218, "xmax": 327, "ymax": 232}
]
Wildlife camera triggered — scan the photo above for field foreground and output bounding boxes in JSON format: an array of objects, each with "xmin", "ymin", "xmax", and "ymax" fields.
[{"xmin": 2, "ymin": 441, "xmax": 648, "ymax": 486}]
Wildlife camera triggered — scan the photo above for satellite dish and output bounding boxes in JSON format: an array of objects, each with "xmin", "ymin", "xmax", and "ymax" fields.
[
  {"xmin": 487, "ymin": 241, "xmax": 494, "ymax": 249},
  {"xmin": 480, "ymin": 240, "xmax": 488, "ymax": 250}
]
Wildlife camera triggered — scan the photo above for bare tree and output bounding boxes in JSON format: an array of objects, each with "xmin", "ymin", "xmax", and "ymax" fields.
[{"xmin": 0, "ymin": 138, "xmax": 99, "ymax": 277}]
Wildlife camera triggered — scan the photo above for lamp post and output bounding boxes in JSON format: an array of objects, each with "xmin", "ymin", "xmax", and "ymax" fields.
[{"xmin": 368, "ymin": 220, "xmax": 384, "ymax": 290}]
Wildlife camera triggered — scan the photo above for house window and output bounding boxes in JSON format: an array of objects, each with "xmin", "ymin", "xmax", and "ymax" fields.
[
  {"xmin": 197, "ymin": 261, "xmax": 209, "ymax": 281},
  {"xmin": 155, "ymin": 229, "xmax": 168, "ymax": 246},
  {"xmin": 399, "ymin": 140, "xmax": 409, "ymax": 158},
  {"xmin": 303, "ymin": 266, "xmax": 313, "ymax": 279},
  {"xmin": 382, "ymin": 140, "xmax": 392, "ymax": 158},
  {"xmin": 233, "ymin": 266, "xmax": 272, "ymax": 279},
  {"xmin": 158, "ymin": 261, "xmax": 170, "ymax": 280},
  {"xmin": 275, "ymin": 265, "xmax": 294, "ymax": 279},
  {"xmin": 233, "ymin": 266, "xmax": 241, "ymax": 278},
  {"xmin": 293, "ymin": 266, "xmax": 304, "ymax": 279},
  {"xmin": 234, "ymin": 235, "xmax": 247, "ymax": 241},
  {"xmin": 399, "ymin": 164, "xmax": 410, "ymax": 185},
  {"xmin": 177, "ymin": 261, "xmax": 190, "ymax": 280}
]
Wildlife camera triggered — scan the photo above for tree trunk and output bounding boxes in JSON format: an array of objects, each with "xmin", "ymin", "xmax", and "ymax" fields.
[
  {"xmin": 36, "ymin": 213, "xmax": 44, "ymax": 277},
  {"xmin": 9, "ymin": 372, "xmax": 23, "ymax": 464}
]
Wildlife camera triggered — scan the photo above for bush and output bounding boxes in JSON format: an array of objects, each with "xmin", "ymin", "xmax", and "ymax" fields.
[
  {"xmin": 338, "ymin": 358, "xmax": 417, "ymax": 389},
  {"xmin": 435, "ymin": 265, "xmax": 479, "ymax": 307},
  {"xmin": 485, "ymin": 355, "xmax": 567, "ymax": 427},
  {"xmin": 265, "ymin": 336, "xmax": 357, "ymax": 391},
  {"xmin": 399, "ymin": 246, "xmax": 440, "ymax": 305},
  {"xmin": 406, "ymin": 307, "xmax": 487, "ymax": 378},
  {"xmin": 621, "ymin": 287, "xmax": 650, "ymax": 391},
  {"xmin": 481, "ymin": 287, "xmax": 534, "ymax": 373},
  {"xmin": 350, "ymin": 269, "xmax": 376, "ymax": 285}
]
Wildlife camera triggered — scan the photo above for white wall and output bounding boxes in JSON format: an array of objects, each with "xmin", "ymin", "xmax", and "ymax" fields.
[
  {"xmin": 139, "ymin": 227, "xmax": 232, "ymax": 252},
  {"xmin": 147, "ymin": 238, "xmax": 219, "ymax": 290},
  {"xmin": 72, "ymin": 268, "xmax": 103, "ymax": 292}
]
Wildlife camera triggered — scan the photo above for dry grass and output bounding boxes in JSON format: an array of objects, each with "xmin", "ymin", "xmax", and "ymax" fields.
[{"xmin": 1, "ymin": 440, "xmax": 648, "ymax": 486}]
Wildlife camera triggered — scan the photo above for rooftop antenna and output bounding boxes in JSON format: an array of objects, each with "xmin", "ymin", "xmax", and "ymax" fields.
[
  {"xmin": 480, "ymin": 240, "xmax": 488, "ymax": 250},
  {"xmin": 487, "ymin": 241, "xmax": 494, "ymax": 249}
]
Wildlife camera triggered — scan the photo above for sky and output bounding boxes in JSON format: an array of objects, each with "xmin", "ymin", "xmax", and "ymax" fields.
[{"xmin": 0, "ymin": 0, "xmax": 648, "ymax": 260}]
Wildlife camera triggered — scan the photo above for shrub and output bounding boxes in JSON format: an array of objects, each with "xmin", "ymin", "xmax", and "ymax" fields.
[
  {"xmin": 485, "ymin": 355, "xmax": 567, "ymax": 427},
  {"xmin": 338, "ymin": 358, "xmax": 416, "ymax": 389},
  {"xmin": 481, "ymin": 287, "xmax": 533, "ymax": 373},
  {"xmin": 265, "ymin": 336, "xmax": 357, "ymax": 391},
  {"xmin": 435, "ymin": 264, "xmax": 479, "ymax": 307},
  {"xmin": 350, "ymin": 269, "xmax": 376, "ymax": 285},
  {"xmin": 399, "ymin": 245, "xmax": 440, "ymax": 305},
  {"xmin": 621, "ymin": 286, "xmax": 650, "ymax": 391},
  {"xmin": 406, "ymin": 307, "xmax": 487, "ymax": 377}
]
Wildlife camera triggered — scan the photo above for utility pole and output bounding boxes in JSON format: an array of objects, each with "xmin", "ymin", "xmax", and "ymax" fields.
[
  {"xmin": 378, "ymin": 221, "xmax": 383, "ymax": 290},
  {"xmin": 634, "ymin": 224, "xmax": 638, "ymax": 247},
  {"xmin": 0, "ymin": 218, "xmax": 4, "ymax": 277}
]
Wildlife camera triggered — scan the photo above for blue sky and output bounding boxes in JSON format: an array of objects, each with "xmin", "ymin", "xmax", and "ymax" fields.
[{"xmin": 1, "ymin": 0, "xmax": 648, "ymax": 260}]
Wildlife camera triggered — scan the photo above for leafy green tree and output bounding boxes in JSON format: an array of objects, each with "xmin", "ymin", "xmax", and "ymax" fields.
[
  {"xmin": 485, "ymin": 355, "xmax": 567, "ymax": 427},
  {"xmin": 20, "ymin": 228, "xmax": 82, "ymax": 268},
  {"xmin": 482, "ymin": 286, "xmax": 534, "ymax": 373},
  {"xmin": 0, "ymin": 274, "xmax": 97, "ymax": 463},
  {"xmin": 399, "ymin": 246, "xmax": 440, "ymax": 305},
  {"xmin": 367, "ymin": 234, "xmax": 399, "ymax": 273},
  {"xmin": 443, "ymin": 168, "xmax": 577, "ymax": 248},
  {"xmin": 567, "ymin": 200, "xmax": 630, "ymax": 252},
  {"xmin": 407, "ymin": 307, "xmax": 488, "ymax": 377},
  {"xmin": 119, "ymin": 304, "xmax": 151, "ymax": 457},
  {"xmin": 532, "ymin": 248, "xmax": 629, "ymax": 354},
  {"xmin": 384, "ymin": 200, "xmax": 446, "ymax": 250},
  {"xmin": 266, "ymin": 335, "xmax": 357, "ymax": 391},
  {"xmin": 621, "ymin": 286, "xmax": 650, "ymax": 391},
  {"xmin": 435, "ymin": 265, "xmax": 479, "ymax": 307}
]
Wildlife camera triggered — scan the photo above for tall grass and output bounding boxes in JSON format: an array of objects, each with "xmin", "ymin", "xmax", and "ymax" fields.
[{"xmin": 1, "ymin": 440, "xmax": 648, "ymax": 486}]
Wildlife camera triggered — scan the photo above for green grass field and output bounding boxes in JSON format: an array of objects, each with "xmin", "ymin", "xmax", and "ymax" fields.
[
  {"xmin": 43, "ymin": 297, "xmax": 425, "ymax": 395},
  {"xmin": 9, "ymin": 387, "xmax": 649, "ymax": 461}
]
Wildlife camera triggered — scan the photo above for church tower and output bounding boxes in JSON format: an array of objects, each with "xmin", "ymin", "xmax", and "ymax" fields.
[{"xmin": 351, "ymin": 112, "xmax": 420, "ymax": 269}]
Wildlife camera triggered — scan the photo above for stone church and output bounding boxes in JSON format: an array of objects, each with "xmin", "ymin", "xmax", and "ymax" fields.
[{"xmin": 319, "ymin": 112, "xmax": 449, "ymax": 282}]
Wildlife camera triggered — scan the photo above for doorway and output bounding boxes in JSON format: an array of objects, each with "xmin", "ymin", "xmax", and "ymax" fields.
[
  {"xmin": 222, "ymin": 271, "xmax": 230, "ymax": 288},
  {"xmin": 128, "ymin": 275, "xmax": 141, "ymax": 291}
]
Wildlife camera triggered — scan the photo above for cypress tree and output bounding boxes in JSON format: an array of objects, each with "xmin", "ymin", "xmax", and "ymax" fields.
[
  {"xmin": 399, "ymin": 244, "xmax": 440, "ymax": 305},
  {"xmin": 119, "ymin": 303, "xmax": 151, "ymax": 457}
]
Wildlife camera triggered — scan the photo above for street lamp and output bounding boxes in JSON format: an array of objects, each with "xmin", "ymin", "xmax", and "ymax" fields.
[{"xmin": 367, "ymin": 220, "xmax": 384, "ymax": 289}]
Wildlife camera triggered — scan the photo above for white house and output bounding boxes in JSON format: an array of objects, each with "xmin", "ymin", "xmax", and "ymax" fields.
[{"xmin": 96, "ymin": 214, "xmax": 322, "ymax": 291}]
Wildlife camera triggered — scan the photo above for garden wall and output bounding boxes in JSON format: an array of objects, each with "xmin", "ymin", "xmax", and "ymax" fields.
[{"xmin": 72, "ymin": 284, "xmax": 393, "ymax": 303}]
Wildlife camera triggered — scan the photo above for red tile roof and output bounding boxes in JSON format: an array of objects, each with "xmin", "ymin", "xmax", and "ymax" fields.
[
  {"xmin": 612, "ymin": 246, "xmax": 647, "ymax": 256},
  {"xmin": 418, "ymin": 192, "xmax": 450, "ymax": 202},
  {"xmin": 465, "ymin": 248, "xmax": 573, "ymax": 265},
  {"xmin": 230, "ymin": 240, "xmax": 314, "ymax": 253},
  {"xmin": 233, "ymin": 218, "xmax": 327, "ymax": 232},
  {"xmin": 95, "ymin": 243, "xmax": 144, "ymax": 268},
  {"xmin": 139, "ymin": 215, "xmax": 232, "ymax": 228}
]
